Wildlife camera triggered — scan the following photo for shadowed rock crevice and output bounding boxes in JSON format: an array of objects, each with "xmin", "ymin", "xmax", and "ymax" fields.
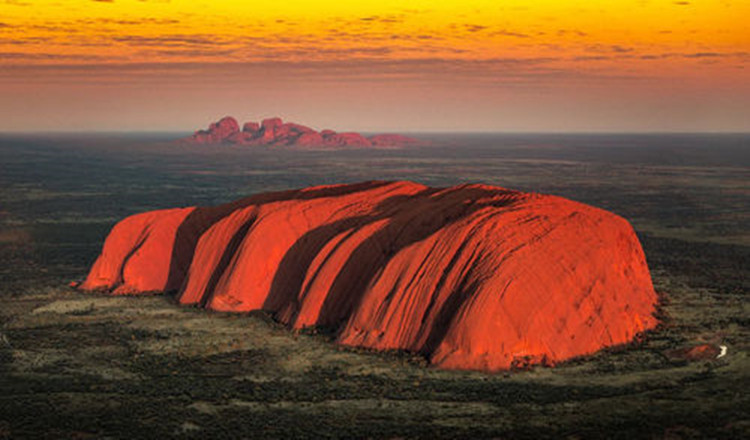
[
  {"xmin": 421, "ymin": 277, "xmax": 485, "ymax": 358},
  {"xmin": 316, "ymin": 186, "xmax": 513, "ymax": 330},
  {"xmin": 80, "ymin": 180, "xmax": 659, "ymax": 372},
  {"xmin": 196, "ymin": 213, "xmax": 258, "ymax": 308},
  {"xmin": 166, "ymin": 181, "xmax": 395, "ymax": 295}
]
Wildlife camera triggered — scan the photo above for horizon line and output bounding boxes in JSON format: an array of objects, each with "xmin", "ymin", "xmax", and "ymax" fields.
[{"xmin": 1, "ymin": 130, "xmax": 749, "ymax": 136}]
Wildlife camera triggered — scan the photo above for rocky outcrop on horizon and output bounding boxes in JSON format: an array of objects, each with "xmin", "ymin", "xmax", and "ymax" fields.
[
  {"xmin": 79, "ymin": 181, "xmax": 658, "ymax": 372},
  {"xmin": 182, "ymin": 116, "xmax": 424, "ymax": 148}
]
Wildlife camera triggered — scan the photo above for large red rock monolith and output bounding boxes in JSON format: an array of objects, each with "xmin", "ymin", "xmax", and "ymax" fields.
[{"xmin": 80, "ymin": 181, "xmax": 659, "ymax": 371}]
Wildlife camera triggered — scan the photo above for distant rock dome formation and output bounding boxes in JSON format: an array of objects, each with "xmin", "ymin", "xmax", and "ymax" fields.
[
  {"xmin": 79, "ymin": 181, "xmax": 658, "ymax": 372},
  {"xmin": 181, "ymin": 116, "xmax": 424, "ymax": 148}
]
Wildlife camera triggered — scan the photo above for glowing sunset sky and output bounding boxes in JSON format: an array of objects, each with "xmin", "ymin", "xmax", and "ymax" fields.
[{"xmin": 1, "ymin": 0, "xmax": 747, "ymax": 132}]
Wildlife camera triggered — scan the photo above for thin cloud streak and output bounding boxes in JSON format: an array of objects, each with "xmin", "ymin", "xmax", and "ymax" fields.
[{"xmin": 1, "ymin": 56, "xmax": 737, "ymax": 92}]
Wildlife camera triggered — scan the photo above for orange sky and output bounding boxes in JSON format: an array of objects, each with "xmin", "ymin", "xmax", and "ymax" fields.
[{"xmin": 0, "ymin": 0, "xmax": 748, "ymax": 131}]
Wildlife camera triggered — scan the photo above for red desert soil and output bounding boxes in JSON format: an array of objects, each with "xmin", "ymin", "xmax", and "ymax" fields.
[
  {"xmin": 80, "ymin": 181, "xmax": 658, "ymax": 372},
  {"xmin": 181, "ymin": 116, "xmax": 424, "ymax": 147}
]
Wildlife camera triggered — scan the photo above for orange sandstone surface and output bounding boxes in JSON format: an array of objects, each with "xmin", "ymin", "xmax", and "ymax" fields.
[{"xmin": 80, "ymin": 181, "xmax": 659, "ymax": 372}]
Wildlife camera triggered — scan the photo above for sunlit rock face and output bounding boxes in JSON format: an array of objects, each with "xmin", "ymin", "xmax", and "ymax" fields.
[
  {"xmin": 182, "ymin": 116, "xmax": 424, "ymax": 148},
  {"xmin": 187, "ymin": 116, "xmax": 240, "ymax": 144},
  {"xmin": 80, "ymin": 181, "xmax": 658, "ymax": 372}
]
